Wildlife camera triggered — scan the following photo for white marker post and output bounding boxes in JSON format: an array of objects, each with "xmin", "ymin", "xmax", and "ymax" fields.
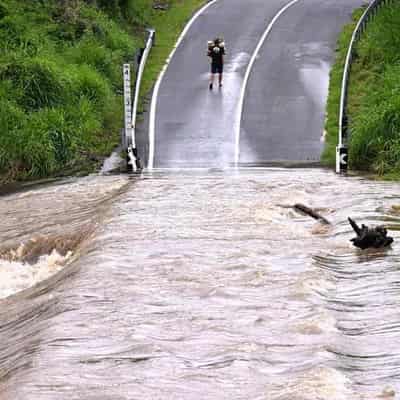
[{"xmin": 123, "ymin": 64, "xmax": 137, "ymax": 172}]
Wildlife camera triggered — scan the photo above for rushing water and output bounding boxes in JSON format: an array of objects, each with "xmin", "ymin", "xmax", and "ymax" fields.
[{"xmin": 0, "ymin": 168, "xmax": 400, "ymax": 399}]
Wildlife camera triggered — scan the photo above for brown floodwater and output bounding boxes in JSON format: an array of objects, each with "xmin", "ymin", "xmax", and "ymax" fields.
[{"xmin": 0, "ymin": 168, "xmax": 399, "ymax": 399}]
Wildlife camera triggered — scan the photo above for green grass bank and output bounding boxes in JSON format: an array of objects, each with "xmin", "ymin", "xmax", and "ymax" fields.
[
  {"xmin": 323, "ymin": 2, "xmax": 400, "ymax": 179},
  {"xmin": 0, "ymin": 0, "xmax": 206, "ymax": 184}
]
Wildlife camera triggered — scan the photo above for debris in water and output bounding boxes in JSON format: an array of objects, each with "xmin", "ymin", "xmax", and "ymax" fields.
[
  {"xmin": 378, "ymin": 387, "xmax": 395, "ymax": 398},
  {"xmin": 348, "ymin": 217, "xmax": 394, "ymax": 249},
  {"xmin": 293, "ymin": 203, "xmax": 331, "ymax": 225}
]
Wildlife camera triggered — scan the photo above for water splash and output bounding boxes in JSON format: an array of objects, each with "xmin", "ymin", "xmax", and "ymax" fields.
[{"xmin": 0, "ymin": 249, "xmax": 72, "ymax": 299}]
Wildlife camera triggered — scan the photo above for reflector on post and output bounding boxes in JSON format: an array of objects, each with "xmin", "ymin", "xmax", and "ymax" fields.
[{"xmin": 336, "ymin": 145, "xmax": 348, "ymax": 174}]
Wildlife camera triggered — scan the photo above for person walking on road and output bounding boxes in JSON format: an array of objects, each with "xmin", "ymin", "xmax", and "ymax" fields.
[{"xmin": 207, "ymin": 37, "xmax": 225, "ymax": 90}]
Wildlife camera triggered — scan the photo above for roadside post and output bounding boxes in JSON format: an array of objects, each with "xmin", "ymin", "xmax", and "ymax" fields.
[
  {"xmin": 122, "ymin": 29, "xmax": 155, "ymax": 172},
  {"xmin": 123, "ymin": 63, "xmax": 139, "ymax": 172}
]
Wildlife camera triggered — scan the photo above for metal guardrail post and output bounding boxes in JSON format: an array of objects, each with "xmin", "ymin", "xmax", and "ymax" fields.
[
  {"xmin": 336, "ymin": 0, "xmax": 392, "ymax": 173},
  {"xmin": 123, "ymin": 28, "xmax": 155, "ymax": 172}
]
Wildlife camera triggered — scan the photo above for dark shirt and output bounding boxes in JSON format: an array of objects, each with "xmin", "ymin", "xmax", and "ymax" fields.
[{"xmin": 208, "ymin": 44, "xmax": 225, "ymax": 66}]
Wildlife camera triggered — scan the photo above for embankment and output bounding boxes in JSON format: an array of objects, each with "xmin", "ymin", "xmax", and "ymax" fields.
[{"xmin": 323, "ymin": 2, "xmax": 400, "ymax": 179}]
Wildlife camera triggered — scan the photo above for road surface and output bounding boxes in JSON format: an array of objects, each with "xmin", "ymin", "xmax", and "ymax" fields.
[{"xmin": 147, "ymin": 0, "xmax": 365, "ymax": 168}]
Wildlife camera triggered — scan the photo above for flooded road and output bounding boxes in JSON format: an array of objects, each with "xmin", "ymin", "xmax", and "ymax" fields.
[{"xmin": 1, "ymin": 168, "xmax": 400, "ymax": 399}]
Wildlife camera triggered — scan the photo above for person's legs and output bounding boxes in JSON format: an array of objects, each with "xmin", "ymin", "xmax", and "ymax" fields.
[
  {"xmin": 217, "ymin": 64, "xmax": 223, "ymax": 87},
  {"xmin": 209, "ymin": 72, "xmax": 215, "ymax": 90},
  {"xmin": 210, "ymin": 64, "xmax": 218, "ymax": 90}
]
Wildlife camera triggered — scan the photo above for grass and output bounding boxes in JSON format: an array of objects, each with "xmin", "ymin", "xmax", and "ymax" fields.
[
  {"xmin": 323, "ymin": 2, "xmax": 400, "ymax": 179},
  {"xmin": 0, "ymin": 0, "xmax": 139, "ymax": 183},
  {"xmin": 322, "ymin": 6, "xmax": 365, "ymax": 166}
]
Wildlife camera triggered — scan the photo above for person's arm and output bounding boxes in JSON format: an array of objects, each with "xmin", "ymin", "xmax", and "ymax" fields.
[{"xmin": 207, "ymin": 41, "xmax": 213, "ymax": 58}]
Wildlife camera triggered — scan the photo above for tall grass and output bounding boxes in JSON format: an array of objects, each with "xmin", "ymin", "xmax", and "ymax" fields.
[
  {"xmin": 0, "ymin": 0, "xmax": 139, "ymax": 182},
  {"xmin": 322, "ymin": 7, "xmax": 365, "ymax": 166},
  {"xmin": 323, "ymin": 2, "xmax": 400, "ymax": 178},
  {"xmin": 347, "ymin": 3, "xmax": 400, "ymax": 176}
]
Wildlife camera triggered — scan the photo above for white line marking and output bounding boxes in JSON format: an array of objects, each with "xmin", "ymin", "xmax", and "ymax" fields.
[
  {"xmin": 148, "ymin": 0, "xmax": 220, "ymax": 170},
  {"xmin": 234, "ymin": 0, "xmax": 301, "ymax": 165}
]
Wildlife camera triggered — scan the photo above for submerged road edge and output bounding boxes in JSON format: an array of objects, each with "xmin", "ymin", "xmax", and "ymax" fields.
[
  {"xmin": 234, "ymin": 0, "xmax": 302, "ymax": 165},
  {"xmin": 148, "ymin": 0, "xmax": 220, "ymax": 170}
]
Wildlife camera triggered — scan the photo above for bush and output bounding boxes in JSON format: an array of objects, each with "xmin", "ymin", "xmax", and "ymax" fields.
[
  {"xmin": 346, "ymin": 3, "xmax": 400, "ymax": 175},
  {"xmin": 65, "ymin": 38, "xmax": 121, "ymax": 86},
  {"xmin": 357, "ymin": 5, "xmax": 400, "ymax": 66},
  {"xmin": 121, "ymin": 0, "xmax": 152, "ymax": 26},
  {"xmin": 350, "ymin": 65, "xmax": 400, "ymax": 173},
  {"xmin": 1, "ymin": 56, "xmax": 68, "ymax": 110},
  {"xmin": 0, "ymin": 5, "xmax": 54, "ymax": 56},
  {"xmin": 70, "ymin": 64, "xmax": 113, "ymax": 112},
  {"xmin": 0, "ymin": 98, "xmax": 27, "ymax": 172},
  {"xmin": 76, "ymin": 5, "xmax": 135, "ymax": 55},
  {"xmin": 324, "ymin": 2, "xmax": 400, "ymax": 177}
]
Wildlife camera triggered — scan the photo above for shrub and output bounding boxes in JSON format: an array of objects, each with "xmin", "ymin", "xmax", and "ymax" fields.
[
  {"xmin": 324, "ymin": 2, "xmax": 400, "ymax": 177},
  {"xmin": 65, "ymin": 38, "xmax": 121, "ymax": 86},
  {"xmin": 350, "ymin": 65, "xmax": 400, "ymax": 173},
  {"xmin": 69, "ymin": 63, "xmax": 113, "ymax": 112},
  {"xmin": 121, "ymin": 0, "xmax": 152, "ymax": 26},
  {"xmin": 78, "ymin": 5, "xmax": 135, "ymax": 55},
  {"xmin": 0, "ymin": 98, "xmax": 27, "ymax": 171},
  {"xmin": 1, "ymin": 56, "xmax": 68, "ymax": 110}
]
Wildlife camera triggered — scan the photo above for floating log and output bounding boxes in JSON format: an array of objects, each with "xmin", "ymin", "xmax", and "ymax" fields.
[
  {"xmin": 348, "ymin": 217, "xmax": 394, "ymax": 249},
  {"xmin": 293, "ymin": 203, "xmax": 331, "ymax": 225}
]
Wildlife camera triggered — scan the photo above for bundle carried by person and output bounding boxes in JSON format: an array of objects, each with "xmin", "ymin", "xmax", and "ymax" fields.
[{"xmin": 207, "ymin": 37, "xmax": 225, "ymax": 56}]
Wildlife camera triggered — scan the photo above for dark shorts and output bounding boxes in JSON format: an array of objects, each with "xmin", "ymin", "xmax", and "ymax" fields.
[{"xmin": 211, "ymin": 63, "xmax": 223, "ymax": 74}]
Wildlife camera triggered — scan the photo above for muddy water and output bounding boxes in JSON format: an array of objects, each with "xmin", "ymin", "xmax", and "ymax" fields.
[{"xmin": 0, "ymin": 168, "xmax": 400, "ymax": 399}]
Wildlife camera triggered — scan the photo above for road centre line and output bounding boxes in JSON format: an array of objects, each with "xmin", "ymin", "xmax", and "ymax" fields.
[
  {"xmin": 148, "ymin": 0, "xmax": 220, "ymax": 170},
  {"xmin": 234, "ymin": 0, "xmax": 302, "ymax": 165}
]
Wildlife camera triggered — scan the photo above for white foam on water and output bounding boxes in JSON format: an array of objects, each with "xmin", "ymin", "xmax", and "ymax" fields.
[
  {"xmin": 378, "ymin": 387, "xmax": 396, "ymax": 398},
  {"xmin": 100, "ymin": 151, "xmax": 123, "ymax": 174},
  {"xmin": 0, "ymin": 248, "xmax": 72, "ymax": 299},
  {"xmin": 282, "ymin": 367, "xmax": 357, "ymax": 400}
]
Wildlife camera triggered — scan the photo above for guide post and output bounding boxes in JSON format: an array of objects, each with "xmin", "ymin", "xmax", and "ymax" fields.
[{"xmin": 123, "ymin": 64, "xmax": 138, "ymax": 172}]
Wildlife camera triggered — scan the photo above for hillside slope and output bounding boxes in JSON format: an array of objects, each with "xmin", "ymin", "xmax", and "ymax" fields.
[
  {"xmin": 0, "ymin": 0, "xmax": 206, "ymax": 183},
  {"xmin": 0, "ymin": 0, "xmax": 147, "ymax": 182},
  {"xmin": 323, "ymin": 2, "xmax": 400, "ymax": 179}
]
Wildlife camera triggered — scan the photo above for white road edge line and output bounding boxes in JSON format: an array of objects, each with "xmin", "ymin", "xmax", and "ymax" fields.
[
  {"xmin": 234, "ymin": 0, "xmax": 301, "ymax": 165},
  {"xmin": 148, "ymin": 0, "xmax": 220, "ymax": 170}
]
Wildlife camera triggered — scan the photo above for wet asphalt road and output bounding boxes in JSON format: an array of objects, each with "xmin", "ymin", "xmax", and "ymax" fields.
[
  {"xmin": 240, "ymin": 0, "xmax": 366, "ymax": 166},
  {"xmin": 147, "ymin": 0, "xmax": 367, "ymax": 168},
  {"xmin": 150, "ymin": 0, "xmax": 294, "ymax": 168}
]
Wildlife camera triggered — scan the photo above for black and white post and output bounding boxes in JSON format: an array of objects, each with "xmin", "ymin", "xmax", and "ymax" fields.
[
  {"xmin": 123, "ymin": 63, "xmax": 140, "ymax": 172},
  {"xmin": 336, "ymin": 144, "xmax": 348, "ymax": 173}
]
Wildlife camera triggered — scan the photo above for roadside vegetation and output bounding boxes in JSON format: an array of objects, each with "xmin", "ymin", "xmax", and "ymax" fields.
[
  {"xmin": 0, "ymin": 0, "xmax": 206, "ymax": 184},
  {"xmin": 323, "ymin": 2, "xmax": 400, "ymax": 179}
]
